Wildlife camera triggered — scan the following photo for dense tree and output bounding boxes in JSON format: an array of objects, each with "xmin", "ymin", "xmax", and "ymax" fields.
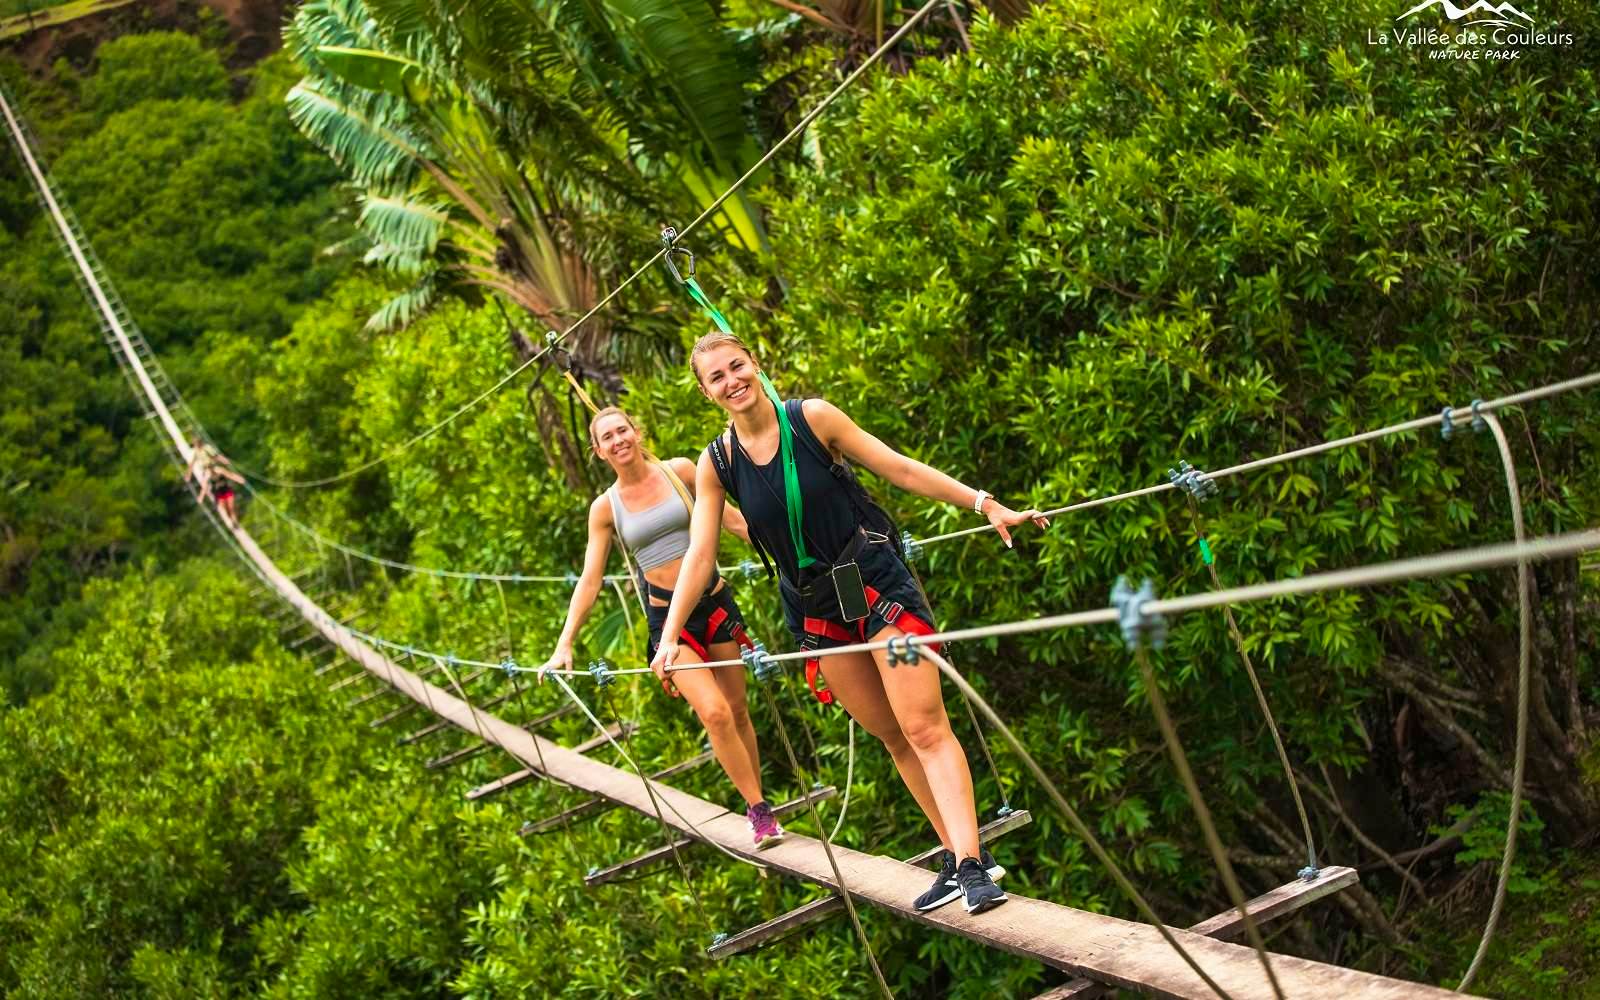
[
  {"xmin": 0, "ymin": 41, "xmax": 349, "ymax": 704},
  {"xmin": 4, "ymin": 0, "xmax": 1599, "ymax": 997}
]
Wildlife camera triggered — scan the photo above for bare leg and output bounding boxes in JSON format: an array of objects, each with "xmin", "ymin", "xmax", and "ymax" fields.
[
  {"xmin": 706, "ymin": 640, "xmax": 761, "ymax": 785},
  {"xmin": 869, "ymin": 626, "xmax": 981, "ymax": 860},
  {"xmin": 670, "ymin": 645, "xmax": 764, "ymax": 806},
  {"xmin": 819, "ymin": 650, "xmax": 953, "ymax": 850}
]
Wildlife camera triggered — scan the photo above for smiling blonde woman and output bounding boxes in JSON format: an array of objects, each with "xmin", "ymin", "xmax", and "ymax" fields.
[
  {"xmin": 539, "ymin": 405, "xmax": 785, "ymax": 848},
  {"xmin": 652, "ymin": 333, "xmax": 1049, "ymax": 914}
]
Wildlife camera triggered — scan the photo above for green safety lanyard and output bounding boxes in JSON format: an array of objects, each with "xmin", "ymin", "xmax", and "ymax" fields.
[
  {"xmin": 675, "ymin": 270, "xmax": 813, "ymax": 569},
  {"xmin": 758, "ymin": 371, "xmax": 815, "ymax": 569}
]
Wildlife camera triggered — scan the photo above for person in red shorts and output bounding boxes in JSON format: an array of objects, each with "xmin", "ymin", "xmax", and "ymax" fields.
[
  {"xmin": 183, "ymin": 437, "xmax": 245, "ymax": 528},
  {"xmin": 538, "ymin": 407, "xmax": 784, "ymax": 848},
  {"xmin": 654, "ymin": 333, "xmax": 1049, "ymax": 914}
]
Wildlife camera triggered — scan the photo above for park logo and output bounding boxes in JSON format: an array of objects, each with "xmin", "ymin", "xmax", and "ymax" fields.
[
  {"xmin": 1397, "ymin": 0, "xmax": 1531, "ymax": 29},
  {"xmin": 1366, "ymin": 0, "xmax": 1574, "ymax": 59}
]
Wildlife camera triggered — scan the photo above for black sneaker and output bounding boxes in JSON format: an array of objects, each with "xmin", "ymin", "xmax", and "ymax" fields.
[
  {"xmin": 913, "ymin": 850, "xmax": 962, "ymax": 912},
  {"xmin": 947, "ymin": 847, "xmax": 1004, "ymax": 885},
  {"xmin": 956, "ymin": 857, "xmax": 1007, "ymax": 914}
]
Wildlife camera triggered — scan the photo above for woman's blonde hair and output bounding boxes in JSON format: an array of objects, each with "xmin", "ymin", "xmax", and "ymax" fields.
[
  {"xmin": 587, "ymin": 406, "xmax": 641, "ymax": 451},
  {"xmin": 689, "ymin": 331, "xmax": 757, "ymax": 384}
]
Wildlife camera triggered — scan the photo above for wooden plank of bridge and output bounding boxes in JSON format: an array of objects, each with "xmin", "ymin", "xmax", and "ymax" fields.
[
  {"xmin": 228, "ymin": 527, "xmax": 1466, "ymax": 1000},
  {"xmin": 707, "ymin": 807, "xmax": 1034, "ymax": 960},
  {"xmin": 1033, "ymin": 866, "xmax": 1362, "ymax": 999},
  {"xmin": 465, "ymin": 722, "xmax": 637, "ymax": 802},
  {"xmin": 397, "ymin": 684, "xmax": 517, "ymax": 745},
  {"xmin": 520, "ymin": 750, "xmax": 716, "ymax": 836},
  {"xmin": 361, "ymin": 659, "xmax": 453, "ymax": 720},
  {"xmin": 347, "ymin": 684, "xmax": 396, "ymax": 709},
  {"xmin": 427, "ymin": 702, "xmax": 581, "ymax": 769},
  {"xmin": 296, "ymin": 611, "xmax": 364, "ymax": 649},
  {"xmin": 585, "ymin": 785, "xmax": 839, "ymax": 887}
]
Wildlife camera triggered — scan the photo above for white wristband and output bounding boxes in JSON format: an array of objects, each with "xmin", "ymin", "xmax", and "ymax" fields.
[{"xmin": 973, "ymin": 490, "xmax": 990, "ymax": 515}]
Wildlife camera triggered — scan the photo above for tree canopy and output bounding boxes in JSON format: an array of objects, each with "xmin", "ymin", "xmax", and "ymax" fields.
[{"xmin": 3, "ymin": 2, "xmax": 1598, "ymax": 996}]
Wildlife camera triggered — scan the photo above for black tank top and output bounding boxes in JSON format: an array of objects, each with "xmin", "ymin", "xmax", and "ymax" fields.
[{"xmin": 719, "ymin": 399, "xmax": 860, "ymax": 584}]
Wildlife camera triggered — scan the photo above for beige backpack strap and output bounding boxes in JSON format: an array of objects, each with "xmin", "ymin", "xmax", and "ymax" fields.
[{"xmin": 653, "ymin": 457, "xmax": 695, "ymax": 516}]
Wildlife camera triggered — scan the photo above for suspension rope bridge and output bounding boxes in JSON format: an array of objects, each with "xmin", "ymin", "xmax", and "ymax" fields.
[{"xmin": 7, "ymin": 56, "xmax": 1594, "ymax": 999}]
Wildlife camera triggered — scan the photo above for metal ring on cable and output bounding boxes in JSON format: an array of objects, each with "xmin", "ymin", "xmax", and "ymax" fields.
[{"xmin": 660, "ymin": 226, "xmax": 696, "ymax": 285}]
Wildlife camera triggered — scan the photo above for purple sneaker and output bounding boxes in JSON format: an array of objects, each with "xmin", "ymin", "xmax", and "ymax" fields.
[{"xmin": 747, "ymin": 801, "xmax": 785, "ymax": 849}]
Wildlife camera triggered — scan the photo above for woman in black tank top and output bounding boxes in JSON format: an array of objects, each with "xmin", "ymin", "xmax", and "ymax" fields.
[{"xmin": 653, "ymin": 333, "xmax": 1048, "ymax": 916}]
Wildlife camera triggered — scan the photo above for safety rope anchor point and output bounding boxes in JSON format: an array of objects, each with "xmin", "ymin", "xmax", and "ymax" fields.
[
  {"xmin": 741, "ymin": 640, "xmax": 781, "ymax": 682},
  {"xmin": 886, "ymin": 634, "xmax": 920, "ymax": 667},
  {"xmin": 1111, "ymin": 576, "xmax": 1167, "ymax": 650},
  {"xmin": 900, "ymin": 529, "xmax": 923, "ymax": 563},
  {"xmin": 1168, "ymin": 460, "xmax": 1219, "ymax": 501}
]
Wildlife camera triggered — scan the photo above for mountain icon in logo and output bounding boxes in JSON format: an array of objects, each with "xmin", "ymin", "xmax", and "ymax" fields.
[{"xmin": 1395, "ymin": 0, "xmax": 1534, "ymax": 27}]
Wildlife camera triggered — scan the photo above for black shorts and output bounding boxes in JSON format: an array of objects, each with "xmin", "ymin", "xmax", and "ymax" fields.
[
  {"xmin": 646, "ymin": 583, "xmax": 753, "ymax": 662},
  {"xmin": 779, "ymin": 541, "xmax": 940, "ymax": 706}
]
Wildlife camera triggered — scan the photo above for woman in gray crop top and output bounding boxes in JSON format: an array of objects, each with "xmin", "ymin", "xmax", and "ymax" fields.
[{"xmin": 539, "ymin": 406, "xmax": 787, "ymax": 849}]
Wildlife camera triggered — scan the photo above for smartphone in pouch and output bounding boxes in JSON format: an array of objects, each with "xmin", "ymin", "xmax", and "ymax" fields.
[{"xmin": 831, "ymin": 561, "xmax": 871, "ymax": 622}]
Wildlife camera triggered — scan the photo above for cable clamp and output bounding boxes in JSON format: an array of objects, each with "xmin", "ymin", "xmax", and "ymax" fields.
[
  {"xmin": 588, "ymin": 658, "xmax": 615, "ymax": 688},
  {"xmin": 1470, "ymin": 398, "xmax": 1488, "ymax": 433},
  {"xmin": 660, "ymin": 226, "xmax": 695, "ymax": 285},
  {"xmin": 499, "ymin": 657, "xmax": 519, "ymax": 678},
  {"xmin": 1167, "ymin": 460, "xmax": 1218, "ymax": 501},
  {"xmin": 710, "ymin": 932, "xmax": 728, "ymax": 948},
  {"xmin": 737, "ymin": 559, "xmax": 760, "ymax": 580},
  {"xmin": 886, "ymin": 635, "xmax": 920, "ymax": 667},
  {"xmin": 1440, "ymin": 406, "xmax": 1456, "ymax": 440},
  {"xmin": 1298, "ymin": 864, "xmax": 1322, "ymax": 883},
  {"xmin": 1110, "ymin": 577, "xmax": 1167, "ymax": 649},
  {"xmin": 741, "ymin": 640, "xmax": 779, "ymax": 682},
  {"xmin": 544, "ymin": 330, "xmax": 576, "ymax": 373},
  {"xmin": 900, "ymin": 529, "xmax": 923, "ymax": 564},
  {"xmin": 564, "ymin": 570, "xmax": 579, "ymax": 588},
  {"xmin": 996, "ymin": 804, "xmax": 1016, "ymax": 819}
]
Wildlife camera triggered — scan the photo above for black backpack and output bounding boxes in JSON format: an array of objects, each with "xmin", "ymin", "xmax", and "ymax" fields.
[{"xmin": 708, "ymin": 398, "xmax": 908, "ymax": 581}]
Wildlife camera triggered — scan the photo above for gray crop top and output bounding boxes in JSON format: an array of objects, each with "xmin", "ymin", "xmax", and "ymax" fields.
[{"xmin": 607, "ymin": 467, "xmax": 692, "ymax": 572}]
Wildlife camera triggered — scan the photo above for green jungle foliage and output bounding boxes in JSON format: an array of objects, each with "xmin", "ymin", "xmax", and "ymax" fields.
[
  {"xmin": 0, "ymin": 34, "xmax": 348, "ymax": 704},
  {"xmin": 3, "ymin": 0, "xmax": 1599, "ymax": 996}
]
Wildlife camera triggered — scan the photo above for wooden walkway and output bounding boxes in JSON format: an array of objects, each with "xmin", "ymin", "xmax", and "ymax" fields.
[
  {"xmin": 231, "ymin": 526, "xmax": 1465, "ymax": 999},
  {"xmin": 5, "ymin": 80, "xmax": 1474, "ymax": 996}
]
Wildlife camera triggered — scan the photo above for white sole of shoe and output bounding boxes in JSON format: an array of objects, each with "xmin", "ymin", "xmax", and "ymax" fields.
[
  {"xmin": 754, "ymin": 831, "xmax": 785, "ymax": 850},
  {"xmin": 964, "ymin": 891, "xmax": 1008, "ymax": 915},
  {"xmin": 915, "ymin": 885, "xmax": 963, "ymax": 912}
]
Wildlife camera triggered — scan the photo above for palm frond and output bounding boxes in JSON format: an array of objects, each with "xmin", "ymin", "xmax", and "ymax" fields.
[
  {"xmin": 366, "ymin": 271, "xmax": 441, "ymax": 332},
  {"xmin": 314, "ymin": 46, "xmax": 432, "ymax": 102},
  {"xmin": 286, "ymin": 79, "xmax": 426, "ymax": 188}
]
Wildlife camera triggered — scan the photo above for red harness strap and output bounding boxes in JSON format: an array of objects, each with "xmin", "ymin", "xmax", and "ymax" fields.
[
  {"xmin": 676, "ymin": 628, "xmax": 709, "ymax": 661},
  {"xmin": 681, "ymin": 604, "xmax": 755, "ymax": 662},
  {"xmin": 802, "ymin": 586, "xmax": 939, "ymax": 705}
]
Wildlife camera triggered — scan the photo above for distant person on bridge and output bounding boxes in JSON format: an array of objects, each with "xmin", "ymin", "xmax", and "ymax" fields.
[
  {"xmin": 538, "ymin": 407, "xmax": 786, "ymax": 849},
  {"xmin": 654, "ymin": 333, "xmax": 1048, "ymax": 916},
  {"xmin": 183, "ymin": 438, "xmax": 244, "ymax": 528}
]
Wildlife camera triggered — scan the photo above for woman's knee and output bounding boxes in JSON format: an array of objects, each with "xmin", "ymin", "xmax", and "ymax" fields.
[
  {"xmin": 851, "ymin": 713, "xmax": 911, "ymax": 756},
  {"xmin": 898, "ymin": 712, "xmax": 954, "ymax": 753},
  {"xmin": 695, "ymin": 699, "xmax": 734, "ymax": 732}
]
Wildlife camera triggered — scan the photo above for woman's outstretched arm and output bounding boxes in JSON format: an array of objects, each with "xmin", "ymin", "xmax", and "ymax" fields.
[
  {"xmin": 804, "ymin": 398, "xmax": 1049, "ymax": 547},
  {"xmin": 540, "ymin": 496, "xmax": 614, "ymax": 678}
]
